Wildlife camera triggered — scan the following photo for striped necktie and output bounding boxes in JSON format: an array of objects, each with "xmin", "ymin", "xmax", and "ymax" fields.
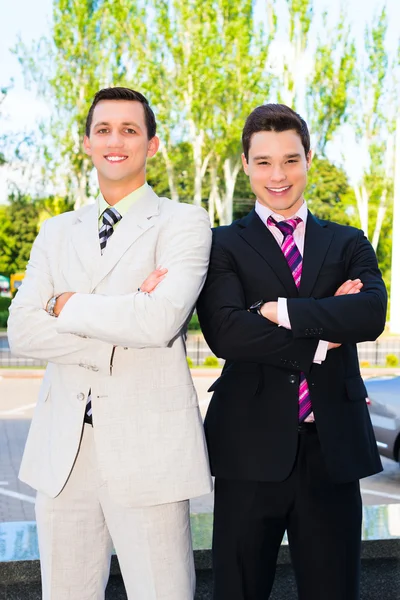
[
  {"xmin": 267, "ymin": 216, "xmax": 312, "ymax": 422},
  {"xmin": 84, "ymin": 206, "xmax": 122, "ymax": 425},
  {"xmin": 99, "ymin": 207, "xmax": 122, "ymax": 254}
]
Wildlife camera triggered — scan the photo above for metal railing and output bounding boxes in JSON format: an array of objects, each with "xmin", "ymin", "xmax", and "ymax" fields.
[{"xmin": 1, "ymin": 333, "xmax": 399, "ymax": 368}]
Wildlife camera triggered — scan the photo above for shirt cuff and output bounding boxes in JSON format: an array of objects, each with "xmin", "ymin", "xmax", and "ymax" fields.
[
  {"xmin": 313, "ymin": 340, "xmax": 329, "ymax": 364},
  {"xmin": 277, "ymin": 298, "xmax": 291, "ymax": 329}
]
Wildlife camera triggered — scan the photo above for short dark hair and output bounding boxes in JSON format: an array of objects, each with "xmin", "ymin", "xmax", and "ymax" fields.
[
  {"xmin": 242, "ymin": 104, "xmax": 310, "ymax": 161},
  {"xmin": 85, "ymin": 87, "xmax": 157, "ymax": 139}
]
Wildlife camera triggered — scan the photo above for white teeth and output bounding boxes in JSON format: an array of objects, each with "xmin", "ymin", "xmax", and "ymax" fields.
[
  {"xmin": 268, "ymin": 186, "xmax": 290, "ymax": 192},
  {"xmin": 106, "ymin": 156, "xmax": 127, "ymax": 162}
]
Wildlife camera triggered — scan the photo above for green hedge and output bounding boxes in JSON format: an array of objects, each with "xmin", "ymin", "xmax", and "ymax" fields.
[
  {"xmin": 386, "ymin": 354, "xmax": 399, "ymax": 367},
  {"xmin": 0, "ymin": 310, "xmax": 8, "ymax": 328},
  {"xmin": 0, "ymin": 297, "xmax": 11, "ymax": 311},
  {"xmin": 203, "ymin": 356, "xmax": 219, "ymax": 367}
]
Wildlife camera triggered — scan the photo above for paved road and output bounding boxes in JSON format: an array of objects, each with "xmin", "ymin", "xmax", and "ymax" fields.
[{"xmin": 0, "ymin": 373, "xmax": 399, "ymax": 523}]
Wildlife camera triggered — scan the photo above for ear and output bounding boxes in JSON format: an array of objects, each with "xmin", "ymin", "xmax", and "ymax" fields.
[
  {"xmin": 83, "ymin": 135, "xmax": 92, "ymax": 157},
  {"xmin": 306, "ymin": 150, "xmax": 313, "ymax": 170},
  {"xmin": 241, "ymin": 153, "xmax": 250, "ymax": 176},
  {"xmin": 147, "ymin": 136, "xmax": 160, "ymax": 158}
]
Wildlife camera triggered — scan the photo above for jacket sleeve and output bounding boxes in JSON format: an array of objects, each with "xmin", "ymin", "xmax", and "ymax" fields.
[
  {"xmin": 196, "ymin": 237, "xmax": 319, "ymax": 373},
  {"xmin": 287, "ymin": 231, "xmax": 387, "ymax": 343},
  {"xmin": 56, "ymin": 207, "xmax": 212, "ymax": 348},
  {"xmin": 7, "ymin": 220, "xmax": 113, "ymax": 374}
]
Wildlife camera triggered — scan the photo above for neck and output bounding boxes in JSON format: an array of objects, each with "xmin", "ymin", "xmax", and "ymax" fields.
[
  {"xmin": 99, "ymin": 174, "xmax": 146, "ymax": 206},
  {"xmin": 258, "ymin": 197, "xmax": 305, "ymax": 219}
]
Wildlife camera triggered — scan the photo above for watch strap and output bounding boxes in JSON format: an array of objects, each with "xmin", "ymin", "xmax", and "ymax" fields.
[{"xmin": 46, "ymin": 295, "xmax": 60, "ymax": 317}]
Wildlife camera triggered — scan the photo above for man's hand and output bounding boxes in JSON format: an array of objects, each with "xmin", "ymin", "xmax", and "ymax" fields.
[
  {"xmin": 260, "ymin": 301, "xmax": 278, "ymax": 324},
  {"xmin": 328, "ymin": 342, "xmax": 341, "ymax": 350},
  {"xmin": 54, "ymin": 292, "xmax": 75, "ymax": 317},
  {"xmin": 139, "ymin": 267, "xmax": 168, "ymax": 294},
  {"xmin": 334, "ymin": 279, "xmax": 363, "ymax": 296}
]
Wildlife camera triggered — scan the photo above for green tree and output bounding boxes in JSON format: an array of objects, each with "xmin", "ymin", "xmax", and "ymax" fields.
[
  {"xmin": 307, "ymin": 156, "xmax": 358, "ymax": 225},
  {"xmin": 0, "ymin": 193, "xmax": 72, "ymax": 277},
  {"xmin": 15, "ymin": 0, "xmax": 135, "ymax": 207},
  {"xmin": 352, "ymin": 7, "xmax": 393, "ymax": 251},
  {"xmin": 0, "ymin": 86, "xmax": 9, "ymax": 166},
  {"xmin": 206, "ymin": 1, "xmax": 273, "ymax": 225},
  {"xmin": 146, "ymin": 142, "xmax": 198, "ymax": 202},
  {"xmin": 0, "ymin": 194, "xmax": 40, "ymax": 277},
  {"xmin": 307, "ymin": 10, "xmax": 357, "ymax": 155}
]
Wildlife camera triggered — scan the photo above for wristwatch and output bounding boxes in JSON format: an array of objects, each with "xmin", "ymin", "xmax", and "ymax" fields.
[
  {"xmin": 46, "ymin": 295, "xmax": 60, "ymax": 317},
  {"xmin": 248, "ymin": 299, "xmax": 266, "ymax": 316}
]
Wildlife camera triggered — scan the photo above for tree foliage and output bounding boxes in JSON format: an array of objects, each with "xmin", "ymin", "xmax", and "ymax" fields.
[
  {"xmin": 306, "ymin": 156, "xmax": 358, "ymax": 225},
  {"xmin": 6, "ymin": 0, "xmax": 396, "ymax": 293},
  {"xmin": 0, "ymin": 193, "xmax": 73, "ymax": 277}
]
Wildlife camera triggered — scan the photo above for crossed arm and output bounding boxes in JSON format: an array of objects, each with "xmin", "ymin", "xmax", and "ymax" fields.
[
  {"xmin": 261, "ymin": 278, "xmax": 364, "ymax": 351},
  {"xmin": 8, "ymin": 209, "xmax": 212, "ymax": 363},
  {"xmin": 7, "ymin": 221, "xmax": 114, "ymax": 374},
  {"xmin": 195, "ymin": 231, "xmax": 387, "ymax": 371}
]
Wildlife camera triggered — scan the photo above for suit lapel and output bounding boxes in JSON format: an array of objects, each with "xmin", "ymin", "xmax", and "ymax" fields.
[
  {"xmin": 90, "ymin": 186, "xmax": 160, "ymax": 292},
  {"xmin": 70, "ymin": 203, "xmax": 101, "ymax": 285},
  {"xmin": 238, "ymin": 209, "xmax": 299, "ymax": 297},
  {"xmin": 299, "ymin": 211, "xmax": 333, "ymax": 297}
]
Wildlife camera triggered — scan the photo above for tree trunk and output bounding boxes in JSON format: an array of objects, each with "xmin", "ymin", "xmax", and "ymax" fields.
[
  {"xmin": 159, "ymin": 141, "xmax": 179, "ymax": 202},
  {"xmin": 208, "ymin": 163, "xmax": 223, "ymax": 226},
  {"xmin": 354, "ymin": 183, "xmax": 369, "ymax": 236},
  {"xmin": 74, "ymin": 167, "xmax": 87, "ymax": 210},
  {"xmin": 220, "ymin": 157, "xmax": 241, "ymax": 225},
  {"xmin": 192, "ymin": 128, "xmax": 204, "ymax": 207},
  {"xmin": 371, "ymin": 189, "xmax": 387, "ymax": 252}
]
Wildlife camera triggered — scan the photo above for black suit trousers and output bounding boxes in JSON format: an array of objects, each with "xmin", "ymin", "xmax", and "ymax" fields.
[{"xmin": 212, "ymin": 427, "xmax": 362, "ymax": 600}]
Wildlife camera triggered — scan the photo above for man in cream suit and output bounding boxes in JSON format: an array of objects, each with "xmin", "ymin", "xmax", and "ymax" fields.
[{"xmin": 8, "ymin": 87, "xmax": 212, "ymax": 600}]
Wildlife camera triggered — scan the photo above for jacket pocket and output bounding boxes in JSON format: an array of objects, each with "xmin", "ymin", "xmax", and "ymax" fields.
[{"xmin": 345, "ymin": 376, "xmax": 368, "ymax": 402}]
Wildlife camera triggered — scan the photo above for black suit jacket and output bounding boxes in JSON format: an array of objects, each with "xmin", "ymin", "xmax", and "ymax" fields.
[{"xmin": 197, "ymin": 209, "xmax": 387, "ymax": 484}]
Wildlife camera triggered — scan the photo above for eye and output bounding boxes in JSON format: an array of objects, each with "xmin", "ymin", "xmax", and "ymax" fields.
[
  {"xmin": 258, "ymin": 161, "xmax": 270, "ymax": 166},
  {"xmin": 125, "ymin": 128, "xmax": 136, "ymax": 134},
  {"xmin": 97, "ymin": 128, "xmax": 108, "ymax": 134},
  {"xmin": 287, "ymin": 159, "xmax": 298, "ymax": 164}
]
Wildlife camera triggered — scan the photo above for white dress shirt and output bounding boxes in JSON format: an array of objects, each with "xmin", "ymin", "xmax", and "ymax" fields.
[{"xmin": 255, "ymin": 200, "xmax": 329, "ymax": 364}]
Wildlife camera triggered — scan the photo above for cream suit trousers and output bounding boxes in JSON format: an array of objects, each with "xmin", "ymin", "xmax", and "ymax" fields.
[{"xmin": 35, "ymin": 425, "xmax": 195, "ymax": 600}]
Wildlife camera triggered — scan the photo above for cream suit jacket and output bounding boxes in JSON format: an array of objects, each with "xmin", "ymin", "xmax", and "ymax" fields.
[{"xmin": 8, "ymin": 187, "xmax": 213, "ymax": 507}]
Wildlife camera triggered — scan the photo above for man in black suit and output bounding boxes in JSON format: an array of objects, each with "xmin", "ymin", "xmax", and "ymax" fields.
[{"xmin": 196, "ymin": 104, "xmax": 387, "ymax": 600}]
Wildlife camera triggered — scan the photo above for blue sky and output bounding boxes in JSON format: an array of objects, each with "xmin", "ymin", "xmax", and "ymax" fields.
[{"xmin": 1, "ymin": 0, "xmax": 399, "ymax": 200}]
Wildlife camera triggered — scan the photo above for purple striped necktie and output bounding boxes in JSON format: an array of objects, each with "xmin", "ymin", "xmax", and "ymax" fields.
[{"xmin": 267, "ymin": 215, "xmax": 312, "ymax": 422}]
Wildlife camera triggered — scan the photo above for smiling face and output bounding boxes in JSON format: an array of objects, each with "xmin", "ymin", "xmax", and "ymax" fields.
[
  {"xmin": 83, "ymin": 99, "xmax": 159, "ymax": 199},
  {"xmin": 242, "ymin": 129, "xmax": 312, "ymax": 217}
]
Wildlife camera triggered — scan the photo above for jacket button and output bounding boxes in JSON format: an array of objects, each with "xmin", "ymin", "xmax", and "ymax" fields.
[
  {"xmin": 289, "ymin": 374, "xmax": 297, "ymax": 384},
  {"xmin": 77, "ymin": 393, "xmax": 85, "ymax": 401}
]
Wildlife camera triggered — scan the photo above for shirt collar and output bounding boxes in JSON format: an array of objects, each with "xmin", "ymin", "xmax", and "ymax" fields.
[
  {"xmin": 98, "ymin": 182, "xmax": 150, "ymax": 220},
  {"xmin": 255, "ymin": 199, "xmax": 308, "ymax": 226}
]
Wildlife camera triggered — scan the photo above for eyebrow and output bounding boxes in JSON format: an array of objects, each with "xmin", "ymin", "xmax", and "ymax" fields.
[
  {"xmin": 93, "ymin": 121, "xmax": 142, "ymax": 129},
  {"xmin": 253, "ymin": 153, "xmax": 302, "ymax": 160}
]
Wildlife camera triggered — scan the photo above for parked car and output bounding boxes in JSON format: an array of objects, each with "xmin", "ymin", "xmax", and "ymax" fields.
[{"xmin": 366, "ymin": 376, "xmax": 400, "ymax": 464}]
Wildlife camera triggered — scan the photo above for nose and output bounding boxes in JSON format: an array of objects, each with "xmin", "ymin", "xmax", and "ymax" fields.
[
  {"xmin": 106, "ymin": 132, "xmax": 124, "ymax": 148},
  {"xmin": 270, "ymin": 165, "xmax": 287, "ymax": 183}
]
